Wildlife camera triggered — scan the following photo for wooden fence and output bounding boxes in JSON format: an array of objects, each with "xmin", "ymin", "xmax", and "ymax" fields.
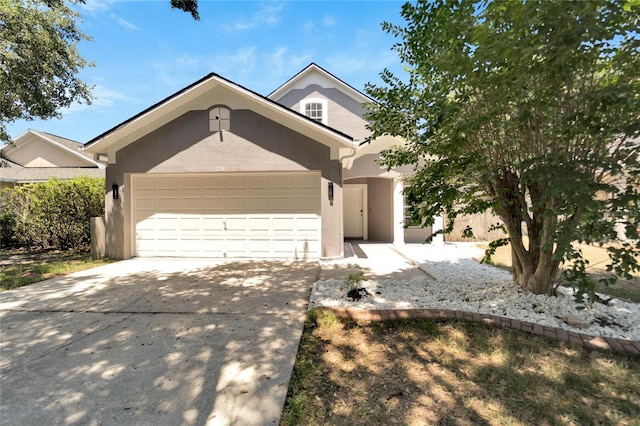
[{"xmin": 444, "ymin": 211, "xmax": 507, "ymax": 242}]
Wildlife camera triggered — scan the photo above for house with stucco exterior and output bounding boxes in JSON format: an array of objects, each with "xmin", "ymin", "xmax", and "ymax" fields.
[
  {"xmin": 83, "ymin": 64, "xmax": 438, "ymax": 260},
  {"xmin": 0, "ymin": 129, "xmax": 105, "ymax": 189}
]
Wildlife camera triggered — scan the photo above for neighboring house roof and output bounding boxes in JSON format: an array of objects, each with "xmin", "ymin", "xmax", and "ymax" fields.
[
  {"xmin": 84, "ymin": 72, "xmax": 356, "ymax": 163},
  {"xmin": 0, "ymin": 167, "xmax": 105, "ymax": 184},
  {"xmin": 0, "ymin": 158, "xmax": 23, "ymax": 168},
  {"xmin": 39, "ymin": 131, "xmax": 95, "ymax": 159},
  {"xmin": 268, "ymin": 63, "xmax": 375, "ymax": 105},
  {"xmin": 1, "ymin": 129, "xmax": 105, "ymax": 169}
]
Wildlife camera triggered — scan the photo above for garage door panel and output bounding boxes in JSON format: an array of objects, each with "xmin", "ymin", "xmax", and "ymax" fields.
[
  {"xmin": 226, "ymin": 238, "xmax": 248, "ymax": 254},
  {"xmin": 226, "ymin": 197, "xmax": 248, "ymax": 211},
  {"xmin": 153, "ymin": 217, "xmax": 179, "ymax": 231},
  {"xmin": 201, "ymin": 189, "xmax": 225, "ymax": 198},
  {"xmin": 273, "ymin": 239, "xmax": 320, "ymax": 255},
  {"xmin": 226, "ymin": 175, "xmax": 248, "ymax": 189},
  {"xmin": 296, "ymin": 174, "xmax": 320, "ymax": 189},
  {"xmin": 135, "ymin": 178, "xmax": 156, "ymax": 190},
  {"xmin": 136, "ymin": 222, "xmax": 155, "ymax": 233},
  {"xmin": 272, "ymin": 217, "xmax": 295, "ymax": 232},
  {"xmin": 156, "ymin": 176, "xmax": 177, "ymax": 185},
  {"xmin": 272, "ymin": 197, "xmax": 295, "ymax": 212},
  {"xmin": 135, "ymin": 240, "xmax": 156, "ymax": 257},
  {"xmin": 248, "ymin": 239, "xmax": 271, "ymax": 254},
  {"xmin": 180, "ymin": 189, "xmax": 203, "ymax": 199},
  {"xmin": 225, "ymin": 217, "xmax": 247, "ymax": 232},
  {"xmin": 272, "ymin": 175, "xmax": 295, "ymax": 189},
  {"xmin": 203, "ymin": 196, "xmax": 225, "ymax": 211},
  {"xmin": 178, "ymin": 238, "xmax": 206, "ymax": 254},
  {"xmin": 248, "ymin": 175, "xmax": 270, "ymax": 189},
  {"xmin": 297, "ymin": 217, "xmax": 321, "ymax": 232},
  {"xmin": 137, "ymin": 238, "xmax": 179, "ymax": 255},
  {"xmin": 180, "ymin": 176, "xmax": 205, "ymax": 189},
  {"xmin": 249, "ymin": 217, "xmax": 271, "ymax": 232},
  {"xmin": 249, "ymin": 197, "xmax": 270, "ymax": 211},
  {"xmin": 202, "ymin": 217, "xmax": 225, "ymax": 231},
  {"xmin": 179, "ymin": 197, "xmax": 202, "ymax": 212},
  {"xmin": 295, "ymin": 196, "xmax": 320, "ymax": 213},
  {"xmin": 157, "ymin": 197, "xmax": 178, "ymax": 210},
  {"xmin": 179, "ymin": 217, "xmax": 202, "ymax": 232},
  {"xmin": 133, "ymin": 173, "xmax": 321, "ymax": 258},
  {"xmin": 136, "ymin": 198, "xmax": 157, "ymax": 212}
]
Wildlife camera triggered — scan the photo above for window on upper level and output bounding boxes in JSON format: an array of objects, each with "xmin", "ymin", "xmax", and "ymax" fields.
[{"xmin": 300, "ymin": 98, "xmax": 328, "ymax": 125}]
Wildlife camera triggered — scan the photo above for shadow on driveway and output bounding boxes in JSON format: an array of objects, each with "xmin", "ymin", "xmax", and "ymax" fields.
[{"xmin": 0, "ymin": 259, "xmax": 318, "ymax": 426}]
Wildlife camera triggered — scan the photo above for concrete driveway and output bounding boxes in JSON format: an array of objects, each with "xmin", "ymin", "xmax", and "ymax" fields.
[{"xmin": 0, "ymin": 259, "xmax": 318, "ymax": 426}]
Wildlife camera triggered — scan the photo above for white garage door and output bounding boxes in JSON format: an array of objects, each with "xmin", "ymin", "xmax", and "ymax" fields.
[{"xmin": 132, "ymin": 173, "xmax": 321, "ymax": 259}]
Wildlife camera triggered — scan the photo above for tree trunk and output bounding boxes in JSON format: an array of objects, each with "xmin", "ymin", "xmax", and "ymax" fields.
[
  {"xmin": 511, "ymin": 244, "xmax": 523, "ymax": 283},
  {"xmin": 499, "ymin": 213, "xmax": 559, "ymax": 295},
  {"xmin": 513, "ymin": 259, "xmax": 559, "ymax": 295}
]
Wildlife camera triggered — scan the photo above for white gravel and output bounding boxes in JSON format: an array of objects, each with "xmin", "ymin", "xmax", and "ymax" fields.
[{"xmin": 311, "ymin": 243, "xmax": 640, "ymax": 341}]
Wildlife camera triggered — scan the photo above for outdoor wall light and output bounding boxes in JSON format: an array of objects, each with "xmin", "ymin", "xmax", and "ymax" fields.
[
  {"xmin": 112, "ymin": 184, "xmax": 119, "ymax": 200},
  {"xmin": 328, "ymin": 182, "xmax": 334, "ymax": 206}
]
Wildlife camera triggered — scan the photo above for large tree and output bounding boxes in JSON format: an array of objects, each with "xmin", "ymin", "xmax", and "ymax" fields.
[
  {"xmin": 366, "ymin": 0, "xmax": 639, "ymax": 299},
  {"xmin": 0, "ymin": 0, "xmax": 93, "ymax": 142},
  {"xmin": 0, "ymin": 0, "xmax": 200, "ymax": 143}
]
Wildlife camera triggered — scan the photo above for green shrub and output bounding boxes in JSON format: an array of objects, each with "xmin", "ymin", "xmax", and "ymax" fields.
[
  {"xmin": 0, "ymin": 198, "xmax": 18, "ymax": 247},
  {"xmin": 0, "ymin": 176, "xmax": 104, "ymax": 250}
]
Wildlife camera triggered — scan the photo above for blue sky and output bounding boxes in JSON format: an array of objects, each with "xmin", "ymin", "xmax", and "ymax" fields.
[{"xmin": 7, "ymin": 0, "xmax": 408, "ymax": 143}]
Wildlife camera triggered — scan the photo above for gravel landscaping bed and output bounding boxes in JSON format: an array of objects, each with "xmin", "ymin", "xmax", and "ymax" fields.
[{"xmin": 311, "ymin": 243, "xmax": 640, "ymax": 341}]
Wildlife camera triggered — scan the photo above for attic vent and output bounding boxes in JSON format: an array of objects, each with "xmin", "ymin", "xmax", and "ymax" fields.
[{"xmin": 209, "ymin": 105, "xmax": 231, "ymax": 132}]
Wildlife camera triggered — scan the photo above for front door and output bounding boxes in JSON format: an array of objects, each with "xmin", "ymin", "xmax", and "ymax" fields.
[{"xmin": 343, "ymin": 184, "xmax": 367, "ymax": 239}]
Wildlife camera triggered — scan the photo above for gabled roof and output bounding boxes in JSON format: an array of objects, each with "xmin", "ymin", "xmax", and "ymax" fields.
[
  {"xmin": 83, "ymin": 72, "xmax": 356, "ymax": 162},
  {"xmin": 2, "ymin": 129, "xmax": 104, "ymax": 168},
  {"xmin": 38, "ymin": 131, "xmax": 86, "ymax": 152},
  {"xmin": 268, "ymin": 63, "xmax": 375, "ymax": 104},
  {"xmin": 0, "ymin": 167, "xmax": 105, "ymax": 184}
]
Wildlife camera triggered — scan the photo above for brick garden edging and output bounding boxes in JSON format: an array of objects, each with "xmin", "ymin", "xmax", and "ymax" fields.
[{"xmin": 321, "ymin": 307, "xmax": 640, "ymax": 355}]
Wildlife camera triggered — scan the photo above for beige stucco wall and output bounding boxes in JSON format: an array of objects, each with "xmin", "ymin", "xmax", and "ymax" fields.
[
  {"xmin": 366, "ymin": 178, "xmax": 393, "ymax": 242},
  {"xmin": 344, "ymin": 154, "xmax": 415, "ymax": 180},
  {"xmin": 105, "ymin": 108, "xmax": 343, "ymax": 259},
  {"xmin": 9, "ymin": 139, "xmax": 89, "ymax": 168},
  {"xmin": 404, "ymin": 226, "xmax": 433, "ymax": 244}
]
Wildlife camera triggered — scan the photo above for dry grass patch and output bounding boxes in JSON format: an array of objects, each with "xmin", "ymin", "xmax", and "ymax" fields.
[{"xmin": 281, "ymin": 310, "xmax": 640, "ymax": 426}]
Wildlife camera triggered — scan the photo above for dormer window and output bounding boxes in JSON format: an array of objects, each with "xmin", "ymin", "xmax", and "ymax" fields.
[
  {"xmin": 305, "ymin": 102, "xmax": 323, "ymax": 122},
  {"xmin": 300, "ymin": 98, "xmax": 328, "ymax": 125}
]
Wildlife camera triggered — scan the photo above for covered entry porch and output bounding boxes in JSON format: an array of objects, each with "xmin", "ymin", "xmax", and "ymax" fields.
[{"xmin": 343, "ymin": 175, "xmax": 440, "ymax": 245}]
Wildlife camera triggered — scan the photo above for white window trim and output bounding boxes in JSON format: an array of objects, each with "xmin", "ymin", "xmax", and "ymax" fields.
[{"xmin": 300, "ymin": 98, "xmax": 328, "ymax": 125}]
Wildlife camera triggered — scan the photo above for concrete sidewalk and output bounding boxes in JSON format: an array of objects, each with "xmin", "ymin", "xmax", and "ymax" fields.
[
  {"xmin": 0, "ymin": 259, "xmax": 317, "ymax": 426},
  {"xmin": 319, "ymin": 242, "xmax": 431, "ymax": 282}
]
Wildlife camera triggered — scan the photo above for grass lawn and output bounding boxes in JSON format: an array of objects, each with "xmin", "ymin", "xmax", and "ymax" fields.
[
  {"xmin": 282, "ymin": 310, "xmax": 640, "ymax": 426},
  {"xmin": 477, "ymin": 241, "xmax": 640, "ymax": 302},
  {"xmin": 0, "ymin": 249, "xmax": 111, "ymax": 291}
]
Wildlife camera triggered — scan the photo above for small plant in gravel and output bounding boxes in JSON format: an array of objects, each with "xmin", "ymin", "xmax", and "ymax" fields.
[
  {"xmin": 345, "ymin": 271, "xmax": 370, "ymax": 301},
  {"xmin": 345, "ymin": 271, "xmax": 364, "ymax": 290}
]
